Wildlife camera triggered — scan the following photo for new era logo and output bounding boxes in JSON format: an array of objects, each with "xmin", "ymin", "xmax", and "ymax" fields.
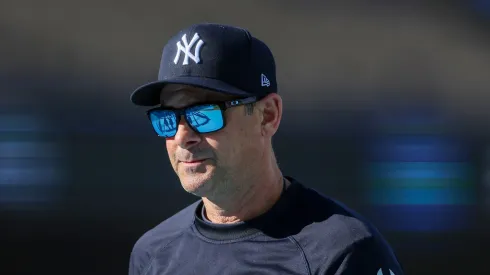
[
  {"xmin": 174, "ymin": 33, "xmax": 204, "ymax": 65},
  {"xmin": 261, "ymin": 74, "xmax": 270, "ymax": 87}
]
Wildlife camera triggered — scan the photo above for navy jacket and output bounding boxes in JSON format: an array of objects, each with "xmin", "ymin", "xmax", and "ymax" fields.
[{"xmin": 129, "ymin": 177, "xmax": 404, "ymax": 275}]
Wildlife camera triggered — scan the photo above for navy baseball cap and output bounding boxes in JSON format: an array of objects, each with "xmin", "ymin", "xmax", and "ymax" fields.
[{"xmin": 130, "ymin": 23, "xmax": 278, "ymax": 106}]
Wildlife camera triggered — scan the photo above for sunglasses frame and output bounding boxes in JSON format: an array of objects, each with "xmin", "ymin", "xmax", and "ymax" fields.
[{"xmin": 146, "ymin": 96, "xmax": 258, "ymax": 137}]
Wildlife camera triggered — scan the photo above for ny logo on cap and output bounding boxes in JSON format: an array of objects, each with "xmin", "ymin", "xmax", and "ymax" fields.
[{"xmin": 173, "ymin": 33, "xmax": 204, "ymax": 65}]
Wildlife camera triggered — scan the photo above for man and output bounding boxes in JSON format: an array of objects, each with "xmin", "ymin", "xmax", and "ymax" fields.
[{"xmin": 129, "ymin": 23, "xmax": 404, "ymax": 275}]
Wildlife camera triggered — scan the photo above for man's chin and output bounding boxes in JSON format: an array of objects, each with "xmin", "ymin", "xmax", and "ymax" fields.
[{"xmin": 179, "ymin": 174, "xmax": 213, "ymax": 195}]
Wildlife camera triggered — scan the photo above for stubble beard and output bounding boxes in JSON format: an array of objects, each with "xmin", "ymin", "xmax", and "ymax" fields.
[
  {"xmin": 178, "ymin": 161, "xmax": 222, "ymax": 196},
  {"xmin": 179, "ymin": 162, "xmax": 242, "ymax": 202}
]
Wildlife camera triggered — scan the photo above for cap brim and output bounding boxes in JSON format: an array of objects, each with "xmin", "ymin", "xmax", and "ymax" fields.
[{"xmin": 130, "ymin": 76, "xmax": 253, "ymax": 106}]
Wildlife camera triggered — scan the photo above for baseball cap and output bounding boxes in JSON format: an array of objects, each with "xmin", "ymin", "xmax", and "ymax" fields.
[{"xmin": 130, "ymin": 23, "xmax": 278, "ymax": 106}]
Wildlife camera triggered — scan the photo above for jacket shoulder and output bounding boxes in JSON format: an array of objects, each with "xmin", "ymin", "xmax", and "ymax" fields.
[{"xmin": 128, "ymin": 201, "xmax": 200, "ymax": 275}]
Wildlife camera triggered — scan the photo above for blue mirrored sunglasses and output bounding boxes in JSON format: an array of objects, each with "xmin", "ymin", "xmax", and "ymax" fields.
[{"xmin": 146, "ymin": 96, "xmax": 258, "ymax": 138}]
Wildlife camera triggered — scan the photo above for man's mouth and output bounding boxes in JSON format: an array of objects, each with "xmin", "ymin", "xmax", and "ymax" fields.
[{"xmin": 181, "ymin": 159, "xmax": 208, "ymax": 164}]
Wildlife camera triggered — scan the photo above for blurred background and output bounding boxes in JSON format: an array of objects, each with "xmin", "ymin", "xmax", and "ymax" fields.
[{"xmin": 1, "ymin": 0, "xmax": 490, "ymax": 274}]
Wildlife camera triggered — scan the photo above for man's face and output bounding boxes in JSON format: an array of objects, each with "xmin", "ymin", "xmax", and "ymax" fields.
[{"xmin": 160, "ymin": 84, "xmax": 265, "ymax": 198}]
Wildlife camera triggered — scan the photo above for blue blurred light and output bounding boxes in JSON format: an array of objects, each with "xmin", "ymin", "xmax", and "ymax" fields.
[
  {"xmin": 369, "ymin": 187, "xmax": 475, "ymax": 205},
  {"xmin": 369, "ymin": 162, "xmax": 471, "ymax": 179},
  {"xmin": 366, "ymin": 109, "xmax": 476, "ymax": 232},
  {"xmin": 0, "ymin": 115, "xmax": 50, "ymax": 132},
  {"xmin": 0, "ymin": 115, "xmax": 65, "ymax": 208},
  {"xmin": 369, "ymin": 137, "xmax": 470, "ymax": 162}
]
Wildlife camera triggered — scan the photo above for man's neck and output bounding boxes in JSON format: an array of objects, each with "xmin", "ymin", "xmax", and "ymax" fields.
[{"xmin": 202, "ymin": 167, "xmax": 286, "ymax": 224}]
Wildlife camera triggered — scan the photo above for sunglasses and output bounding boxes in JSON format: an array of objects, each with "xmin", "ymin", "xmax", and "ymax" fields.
[{"xmin": 147, "ymin": 96, "xmax": 258, "ymax": 138}]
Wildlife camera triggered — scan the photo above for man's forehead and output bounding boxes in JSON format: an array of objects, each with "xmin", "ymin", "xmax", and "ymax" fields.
[{"xmin": 160, "ymin": 84, "xmax": 234, "ymax": 107}]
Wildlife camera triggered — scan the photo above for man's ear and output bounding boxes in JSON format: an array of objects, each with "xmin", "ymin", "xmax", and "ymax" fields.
[{"xmin": 259, "ymin": 93, "xmax": 282, "ymax": 137}]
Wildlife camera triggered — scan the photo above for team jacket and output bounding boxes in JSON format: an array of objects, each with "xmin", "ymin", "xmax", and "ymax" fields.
[{"xmin": 129, "ymin": 177, "xmax": 404, "ymax": 275}]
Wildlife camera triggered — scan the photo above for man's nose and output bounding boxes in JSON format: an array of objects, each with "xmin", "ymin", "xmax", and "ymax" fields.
[{"xmin": 173, "ymin": 117, "xmax": 201, "ymax": 149}]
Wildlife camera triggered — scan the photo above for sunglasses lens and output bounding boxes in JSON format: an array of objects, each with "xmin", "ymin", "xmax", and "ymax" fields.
[
  {"xmin": 148, "ymin": 110, "xmax": 178, "ymax": 137},
  {"xmin": 186, "ymin": 104, "xmax": 224, "ymax": 134}
]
